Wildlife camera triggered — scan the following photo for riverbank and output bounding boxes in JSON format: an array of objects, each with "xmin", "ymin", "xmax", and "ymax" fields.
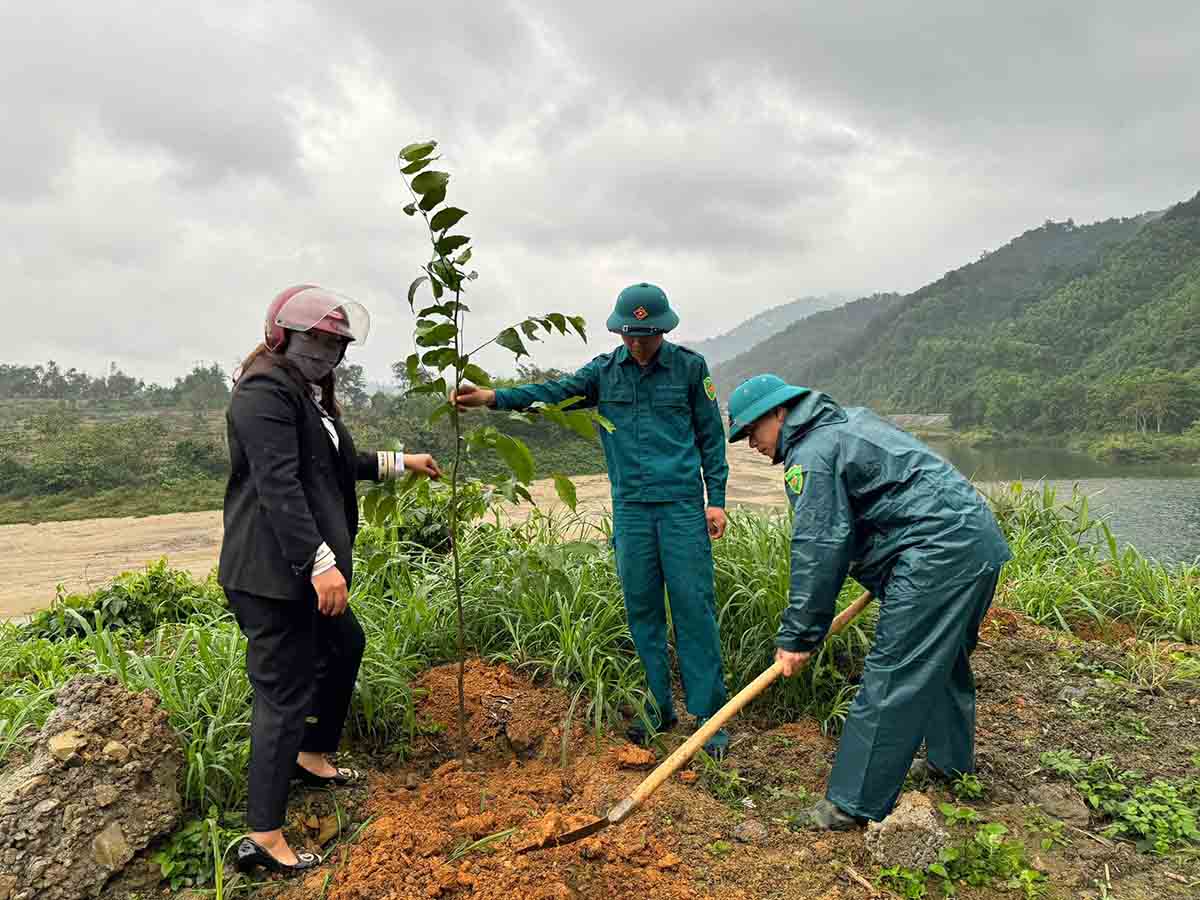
[{"xmin": 918, "ymin": 426, "xmax": 1200, "ymax": 466}]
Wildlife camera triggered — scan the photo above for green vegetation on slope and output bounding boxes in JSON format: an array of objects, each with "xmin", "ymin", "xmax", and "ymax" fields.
[
  {"xmin": 812, "ymin": 196, "xmax": 1200, "ymax": 442},
  {"xmin": 712, "ymin": 293, "xmax": 900, "ymax": 398},
  {"xmin": 0, "ymin": 377, "xmax": 606, "ymax": 523},
  {"xmin": 685, "ymin": 294, "xmax": 845, "ymax": 367}
]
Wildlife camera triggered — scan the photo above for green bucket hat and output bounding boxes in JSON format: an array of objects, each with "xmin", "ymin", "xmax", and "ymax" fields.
[
  {"xmin": 727, "ymin": 374, "xmax": 808, "ymax": 443},
  {"xmin": 606, "ymin": 283, "xmax": 680, "ymax": 335}
]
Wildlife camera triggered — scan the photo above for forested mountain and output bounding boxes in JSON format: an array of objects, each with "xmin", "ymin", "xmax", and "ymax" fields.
[
  {"xmin": 711, "ymin": 293, "xmax": 900, "ymax": 397},
  {"xmin": 719, "ymin": 192, "xmax": 1200, "ymax": 438},
  {"xmin": 685, "ymin": 294, "xmax": 844, "ymax": 366}
]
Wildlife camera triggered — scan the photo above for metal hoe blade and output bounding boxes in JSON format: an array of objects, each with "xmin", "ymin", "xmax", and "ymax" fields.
[{"xmin": 516, "ymin": 814, "xmax": 610, "ymax": 853}]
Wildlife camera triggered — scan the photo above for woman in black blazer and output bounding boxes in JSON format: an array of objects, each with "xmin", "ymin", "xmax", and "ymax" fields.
[{"xmin": 219, "ymin": 285, "xmax": 441, "ymax": 875}]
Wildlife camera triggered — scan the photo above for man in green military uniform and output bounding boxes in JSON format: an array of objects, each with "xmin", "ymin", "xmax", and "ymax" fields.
[
  {"xmin": 726, "ymin": 374, "xmax": 1012, "ymax": 827},
  {"xmin": 453, "ymin": 283, "xmax": 731, "ymax": 755}
]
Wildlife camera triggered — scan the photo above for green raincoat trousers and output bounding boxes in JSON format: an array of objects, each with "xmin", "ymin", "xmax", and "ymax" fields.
[{"xmin": 773, "ymin": 391, "xmax": 1011, "ymax": 821}]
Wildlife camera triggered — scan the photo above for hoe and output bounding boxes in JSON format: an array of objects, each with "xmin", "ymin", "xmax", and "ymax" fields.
[{"xmin": 521, "ymin": 589, "xmax": 874, "ymax": 852}]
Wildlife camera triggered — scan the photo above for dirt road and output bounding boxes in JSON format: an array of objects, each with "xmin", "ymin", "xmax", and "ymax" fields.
[{"xmin": 2, "ymin": 444, "xmax": 783, "ymax": 618}]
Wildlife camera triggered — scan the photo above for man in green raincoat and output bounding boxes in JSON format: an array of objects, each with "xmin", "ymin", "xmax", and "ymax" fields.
[
  {"xmin": 453, "ymin": 283, "xmax": 731, "ymax": 755},
  {"xmin": 727, "ymin": 374, "xmax": 1011, "ymax": 828}
]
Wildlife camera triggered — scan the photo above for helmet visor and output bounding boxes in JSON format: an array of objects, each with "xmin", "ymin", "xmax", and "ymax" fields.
[{"xmin": 274, "ymin": 287, "xmax": 371, "ymax": 345}]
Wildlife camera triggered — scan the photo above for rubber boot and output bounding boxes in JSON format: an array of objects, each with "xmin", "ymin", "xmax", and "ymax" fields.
[{"xmin": 796, "ymin": 798, "xmax": 866, "ymax": 831}]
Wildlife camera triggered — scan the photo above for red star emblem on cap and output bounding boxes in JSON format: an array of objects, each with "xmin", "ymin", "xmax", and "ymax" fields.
[{"xmin": 633, "ymin": 306, "xmax": 649, "ymax": 320}]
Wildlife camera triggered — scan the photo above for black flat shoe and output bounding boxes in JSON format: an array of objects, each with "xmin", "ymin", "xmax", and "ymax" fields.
[
  {"xmin": 292, "ymin": 763, "xmax": 364, "ymax": 788},
  {"xmin": 234, "ymin": 838, "xmax": 321, "ymax": 875}
]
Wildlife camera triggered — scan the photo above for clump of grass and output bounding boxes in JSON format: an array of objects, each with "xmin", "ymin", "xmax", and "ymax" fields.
[
  {"xmin": 989, "ymin": 482, "xmax": 1200, "ymax": 642},
  {"xmin": 1039, "ymin": 749, "xmax": 1200, "ymax": 854},
  {"xmin": 882, "ymin": 820, "xmax": 1048, "ymax": 899}
]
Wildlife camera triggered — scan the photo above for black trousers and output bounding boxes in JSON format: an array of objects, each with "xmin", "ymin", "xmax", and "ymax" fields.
[{"xmin": 226, "ymin": 588, "xmax": 366, "ymax": 831}]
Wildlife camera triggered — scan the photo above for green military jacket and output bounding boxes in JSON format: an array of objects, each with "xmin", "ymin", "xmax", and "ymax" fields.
[{"xmin": 494, "ymin": 342, "xmax": 728, "ymax": 506}]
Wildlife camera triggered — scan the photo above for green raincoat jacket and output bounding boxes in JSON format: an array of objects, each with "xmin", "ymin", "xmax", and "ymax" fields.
[{"xmin": 775, "ymin": 391, "xmax": 1011, "ymax": 653}]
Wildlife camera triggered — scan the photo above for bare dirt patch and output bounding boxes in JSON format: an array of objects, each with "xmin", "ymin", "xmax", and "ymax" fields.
[{"xmin": 256, "ymin": 620, "xmax": 1200, "ymax": 900}]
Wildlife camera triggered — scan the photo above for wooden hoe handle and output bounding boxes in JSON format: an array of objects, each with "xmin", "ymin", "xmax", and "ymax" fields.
[{"xmin": 609, "ymin": 589, "xmax": 874, "ymax": 824}]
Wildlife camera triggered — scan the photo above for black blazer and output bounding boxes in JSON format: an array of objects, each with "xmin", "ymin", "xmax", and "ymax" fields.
[{"xmin": 218, "ymin": 358, "xmax": 380, "ymax": 600}]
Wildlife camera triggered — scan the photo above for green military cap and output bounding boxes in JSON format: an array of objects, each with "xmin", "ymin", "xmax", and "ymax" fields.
[
  {"xmin": 727, "ymin": 374, "xmax": 809, "ymax": 443},
  {"xmin": 606, "ymin": 283, "xmax": 680, "ymax": 335}
]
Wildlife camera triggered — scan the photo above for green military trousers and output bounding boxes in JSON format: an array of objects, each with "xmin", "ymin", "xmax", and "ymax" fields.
[
  {"xmin": 612, "ymin": 500, "xmax": 727, "ymax": 725},
  {"xmin": 827, "ymin": 566, "xmax": 1002, "ymax": 821}
]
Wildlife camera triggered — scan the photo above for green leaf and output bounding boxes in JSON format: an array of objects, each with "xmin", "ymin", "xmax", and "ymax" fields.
[
  {"xmin": 421, "ymin": 348, "xmax": 457, "ymax": 369},
  {"xmin": 435, "ymin": 235, "xmax": 470, "ymax": 256},
  {"xmin": 429, "ymin": 402, "xmax": 453, "ymax": 424},
  {"xmin": 403, "ymin": 203, "xmax": 417, "ymax": 216},
  {"xmin": 419, "ymin": 186, "xmax": 447, "ymax": 212},
  {"xmin": 456, "ymin": 248, "xmax": 472, "ymax": 265},
  {"xmin": 363, "ymin": 490, "xmax": 380, "ymax": 525},
  {"xmin": 552, "ymin": 475, "xmax": 577, "ymax": 511},
  {"xmin": 408, "ymin": 377, "xmax": 448, "ymax": 397},
  {"xmin": 431, "ymin": 277, "xmax": 444, "ymax": 299},
  {"xmin": 592, "ymin": 411, "xmax": 615, "ymax": 433},
  {"xmin": 493, "ymin": 433, "xmax": 535, "ymax": 483},
  {"xmin": 411, "ymin": 171, "xmax": 450, "ymax": 195},
  {"xmin": 416, "ymin": 322, "xmax": 458, "ymax": 347},
  {"xmin": 539, "ymin": 406, "xmax": 568, "ymax": 429},
  {"xmin": 400, "ymin": 157, "xmax": 435, "ymax": 175},
  {"xmin": 418, "ymin": 302, "xmax": 456, "ymax": 318},
  {"xmin": 430, "ymin": 207, "xmax": 468, "ymax": 232},
  {"xmin": 567, "ymin": 315, "xmax": 587, "ymax": 341},
  {"xmin": 562, "ymin": 410, "xmax": 599, "ymax": 441},
  {"xmin": 463, "ymin": 363, "xmax": 492, "ymax": 386},
  {"xmin": 495, "ymin": 328, "xmax": 528, "ymax": 358},
  {"xmin": 545, "ymin": 313, "xmax": 567, "ymax": 334},
  {"xmin": 407, "ymin": 275, "xmax": 428, "ymax": 310},
  {"xmin": 520, "ymin": 319, "xmax": 542, "ymax": 341},
  {"xmin": 405, "ymin": 353, "xmax": 420, "ymax": 382},
  {"xmin": 399, "ymin": 141, "xmax": 437, "ymax": 162},
  {"xmin": 430, "ymin": 259, "xmax": 462, "ymax": 291}
]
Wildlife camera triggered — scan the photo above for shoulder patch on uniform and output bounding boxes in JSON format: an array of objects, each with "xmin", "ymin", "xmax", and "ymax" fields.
[
  {"xmin": 785, "ymin": 464, "xmax": 805, "ymax": 494},
  {"xmin": 703, "ymin": 376, "xmax": 717, "ymax": 401}
]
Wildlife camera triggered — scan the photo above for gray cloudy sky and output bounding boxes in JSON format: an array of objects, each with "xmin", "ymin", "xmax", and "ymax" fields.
[{"xmin": 3, "ymin": 1, "xmax": 1198, "ymax": 385}]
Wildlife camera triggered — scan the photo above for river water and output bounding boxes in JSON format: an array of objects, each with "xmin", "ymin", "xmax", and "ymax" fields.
[{"xmin": 929, "ymin": 442, "xmax": 1200, "ymax": 567}]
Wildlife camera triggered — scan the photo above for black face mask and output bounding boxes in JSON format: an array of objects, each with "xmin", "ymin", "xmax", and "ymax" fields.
[{"xmin": 284, "ymin": 332, "xmax": 346, "ymax": 383}]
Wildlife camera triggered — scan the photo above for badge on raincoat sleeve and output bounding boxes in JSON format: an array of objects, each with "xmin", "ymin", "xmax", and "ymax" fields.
[
  {"xmin": 703, "ymin": 376, "xmax": 717, "ymax": 401},
  {"xmin": 785, "ymin": 464, "xmax": 805, "ymax": 494}
]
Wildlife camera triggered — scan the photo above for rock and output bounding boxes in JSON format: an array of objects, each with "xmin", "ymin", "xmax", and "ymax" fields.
[
  {"xmin": 93, "ymin": 785, "xmax": 118, "ymax": 808},
  {"xmin": 653, "ymin": 852, "xmax": 682, "ymax": 869},
  {"xmin": 101, "ymin": 742, "xmax": 129, "ymax": 764},
  {"xmin": 404, "ymin": 772, "xmax": 421, "ymax": 790},
  {"xmin": 1029, "ymin": 783, "xmax": 1090, "ymax": 827},
  {"xmin": 92, "ymin": 822, "xmax": 131, "ymax": 869},
  {"xmin": 31, "ymin": 800, "xmax": 59, "ymax": 818},
  {"xmin": 733, "ymin": 819, "xmax": 769, "ymax": 844},
  {"xmin": 865, "ymin": 792, "xmax": 951, "ymax": 871},
  {"xmin": 0, "ymin": 676, "xmax": 183, "ymax": 900},
  {"xmin": 48, "ymin": 731, "xmax": 88, "ymax": 763},
  {"xmin": 615, "ymin": 745, "xmax": 657, "ymax": 769},
  {"xmin": 504, "ymin": 718, "xmax": 543, "ymax": 756},
  {"xmin": 317, "ymin": 815, "xmax": 341, "ymax": 846},
  {"xmin": 678, "ymin": 771, "xmax": 698, "ymax": 784},
  {"xmin": 1058, "ymin": 685, "xmax": 1089, "ymax": 703}
]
